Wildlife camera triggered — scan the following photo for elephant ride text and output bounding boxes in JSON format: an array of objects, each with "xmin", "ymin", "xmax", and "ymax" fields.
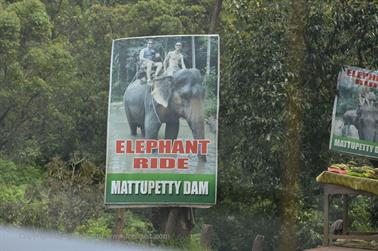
[{"xmin": 115, "ymin": 139, "xmax": 210, "ymax": 169}]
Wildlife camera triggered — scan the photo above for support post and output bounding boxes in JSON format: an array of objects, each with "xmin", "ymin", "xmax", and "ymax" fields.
[
  {"xmin": 200, "ymin": 224, "xmax": 214, "ymax": 249},
  {"xmin": 252, "ymin": 234, "xmax": 265, "ymax": 251},
  {"xmin": 342, "ymin": 194, "xmax": 348, "ymax": 235},
  {"xmin": 113, "ymin": 208, "xmax": 125, "ymax": 240},
  {"xmin": 323, "ymin": 189, "xmax": 330, "ymax": 246}
]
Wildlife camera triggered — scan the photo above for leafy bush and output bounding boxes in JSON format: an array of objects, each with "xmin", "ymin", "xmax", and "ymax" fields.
[
  {"xmin": 0, "ymin": 185, "xmax": 25, "ymax": 204},
  {"xmin": 297, "ymin": 206, "xmax": 323, "ymax": 250},
  {"xmin": 75, "ymin": 214, "xmax": 113, "ymax": 239},
  {"xmin": 122, "ymin": 210, "xmax": 155, "ymax": 243},
  {"xmin": 0, "ymin": 158, "xmax": 43, "ymax": 186},
  {"xmin": 204, "ymin": 68, "xmax": 217, "ymax": 99},
  {"xmin": 0, "ymin": 158, "xmax": 47, "ymax": 227},
  {"xmin": 349, "ymin": 196, "xmax": 375, "ymax": 232}
]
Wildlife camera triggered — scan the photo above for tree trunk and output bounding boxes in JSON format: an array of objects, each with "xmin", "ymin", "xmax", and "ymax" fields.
[
  {"xmin": 152, "ymin": 207, "xmax": 195, "ymax": 238},
  {"xmin": 252, "ymin": 235, "xmax": 265, "ymax": 251},
  {"xmin": 191, "ymin": 37, "xmax": 196, "ymax": 68},
  {"xmin": 209, "ymin": 0, "xmax": 223, "ymax": 34},
  {"xmin": 279, "ymin": 1, "xmax": 308, "ymax": 251},
  {"xmin": 200, "ymin": 224, "xmax": 215, "ymax": 249},
  {"xmin": 112, "ymin": 208, "xmax": 125, "ymax": 240},
  {"xmin": 206, "ymin": 37, "xmax": 211, "ymax": 75}
]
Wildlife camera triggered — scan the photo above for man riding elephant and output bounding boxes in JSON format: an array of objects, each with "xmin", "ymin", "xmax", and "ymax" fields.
[
  {"xmin": 139, "ymin": 39, "xmax": 163, "ymax": 85},
  {"xmin": 164, "ymin": 42, "xmax": 186, "ymax": 76}
]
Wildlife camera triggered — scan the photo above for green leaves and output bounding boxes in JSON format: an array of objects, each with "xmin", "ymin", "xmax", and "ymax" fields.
[
  {"xmin": 0, "ymin": 10, "xmax": 20, "ymax": 62},
  {"xmin": 8, "ymin": 0, "xmax": 52, "ymax": 45}
]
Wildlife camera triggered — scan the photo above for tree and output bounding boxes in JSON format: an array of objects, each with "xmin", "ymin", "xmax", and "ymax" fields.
[{"xmin": 279, "ymin": 1, "xmax": 307, "ymax": 250}]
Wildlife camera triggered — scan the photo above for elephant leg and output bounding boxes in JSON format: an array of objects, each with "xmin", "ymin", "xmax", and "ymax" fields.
[
  {"xmin": 129, "ymin": 122, "xmax": 138, "ymax": 136},
  {"xmin": 144, "ymin": 113, "xmax": 161, "ymax": 139},
  {"xmin": 165, "ymin": 119, "xmax": 179, "ymax": 140},
  {"xmin": 141, "ymin": 125, "xmax": 145, "ymax": 138}
]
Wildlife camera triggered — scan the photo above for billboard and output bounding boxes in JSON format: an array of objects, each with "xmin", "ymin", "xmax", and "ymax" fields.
[
  {"xmin": 330, "ymin": 65, "xmax": 378, "ymax": 158},
  {"xmin": 104, "ymin": 35, "xmax": 219, "ymax": 207}
]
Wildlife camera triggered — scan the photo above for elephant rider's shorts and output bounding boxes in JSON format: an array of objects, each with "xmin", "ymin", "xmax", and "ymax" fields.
[
  {"xmin": 166, "ymin": 66, "xmax": 180, "ymax": 76},
  {"xmin": 141, "ymin": 60, "xmax": 162, "ymax": 70}
]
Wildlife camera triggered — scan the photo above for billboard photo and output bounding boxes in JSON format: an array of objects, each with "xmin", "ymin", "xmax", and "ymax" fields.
[
  {"xmin": 330, "ymin": 65, "xmax": 378, "ymax": 158},
  {"xmin": 105, "ymin": 35, "xmax": 219, "ymax": 207}
]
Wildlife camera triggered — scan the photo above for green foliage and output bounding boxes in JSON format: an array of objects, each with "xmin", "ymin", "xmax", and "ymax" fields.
[
  {"xmin": 75, "ymin": 214, "xmax": 113, "ymax": 239},
  {"xmin": 0, "ymin": 184, "xmax": 25, "ymax": 204},
  {"xmin": 204, "ymin": 68, "xmax": 218, "ymax": 117},
  {"xmin": 297, "ymin": 206, "xmax": 323, "ymax": 249},
  {"xmin": 0, "ymin": 10, "xmax": 20, "ymax": 62},
  {"xmin": 204, "ymin": 96, "xmax": 217, "ymax": 118},
  {"xmin": 8, "ymin": 0, "xmax": 51, "ymax": 45},
  {"xmin": 0, "ymin": 158, "xmax": 43, "ymax": 185},
  {"xmin": 122, "ymin": 210, "xmax": 154, "ymax": 243},
  {"xmin": 74, "ymin": 210, "xmax": 155, "ymax": 243},
  {"xmin": 204, "ymin": 68, "xmax": 217, "ymax": 99},
  {"xmin": 0, "ymin": 158, "xmax": 47, "ymax": 226},
  {"xmin": 164, "ymin": 234, "xmax": 211, "ymax": 251},
  {"xmin": 349, "ymin": 196, "xmax": 375, "ymax": 232},
  {"xmin": 219, "ymin": 5, "xmax": 289, "ymax": 248}
]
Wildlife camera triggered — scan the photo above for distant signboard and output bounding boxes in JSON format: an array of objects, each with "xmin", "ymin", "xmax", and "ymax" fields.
[
  {"xmin": 104, "ymin": 35, "xmax": 219, "ymax": 207},
  {"xmin": 330, "ymin": 65, "xmax": 378, "ymax": 158}
]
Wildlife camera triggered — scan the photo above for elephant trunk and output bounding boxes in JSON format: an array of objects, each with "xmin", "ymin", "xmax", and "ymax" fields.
[{"xmin": 186, "ymin": 98, "xmax": 207, "ymax": 162}]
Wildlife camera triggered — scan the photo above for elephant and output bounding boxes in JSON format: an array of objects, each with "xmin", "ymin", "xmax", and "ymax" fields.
[
  {"xmin": 342, "ymin": 106, "xmax": 378, "ymax": 142},
  {"xmin": 123, "ymin": 68, "xmax": 206, "ymax": 161},
  {"xmin": 342, "ymin": 109, "xmax": 357, "ymax": 136},
  {"xmin": 356, "ymin": 105, "xmax": 378, "ymax": 142}
]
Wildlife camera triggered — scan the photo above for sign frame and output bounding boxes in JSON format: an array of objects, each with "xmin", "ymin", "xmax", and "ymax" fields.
[
  {"xmin": 104, "ymin": 35, "xmax": 219, "ymax": 208},
  {"xmin": 329, "ymin": 65, "xmax": 378, "ymax": 159}
]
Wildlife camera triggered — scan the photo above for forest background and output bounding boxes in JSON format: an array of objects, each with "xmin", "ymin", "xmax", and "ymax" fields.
[{"xmin": 0, "ymin": 0, "xmax": 377, "ymax": 250}]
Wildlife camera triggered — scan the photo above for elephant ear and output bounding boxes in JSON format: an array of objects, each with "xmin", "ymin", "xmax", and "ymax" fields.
[{"xmin": 151, "ymin": 75, "xmax": 173, "ymax": 108}]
